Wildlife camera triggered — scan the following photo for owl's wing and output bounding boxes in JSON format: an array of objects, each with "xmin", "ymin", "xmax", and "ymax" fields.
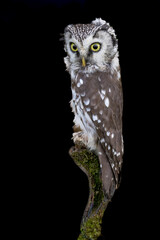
[{"xmin": 76, "ymin": 70, "xmax": 123, "ymax": 185}]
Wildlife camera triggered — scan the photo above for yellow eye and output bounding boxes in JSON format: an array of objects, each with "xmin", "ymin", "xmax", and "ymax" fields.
[
  {"xmin": 90, "ymin": 42, "xmax": 101, "ymax": 52},
  {"xmin": 70, "ymin": 42, "xmax": 78, "ymax": 52}
]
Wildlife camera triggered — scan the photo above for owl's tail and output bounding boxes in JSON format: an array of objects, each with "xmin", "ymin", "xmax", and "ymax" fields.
[{"xmin": 97, "ymin": 143, "xmax": 116, "ymax": 200}]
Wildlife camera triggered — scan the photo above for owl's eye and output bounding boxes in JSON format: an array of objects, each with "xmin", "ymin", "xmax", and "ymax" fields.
[
  {"xmin": 90, "ymin": 43, "xmax": 101, "ymax": 52},
  {"xmin": 70, "ymin": 42, "xmax": 78, "ymax": 52}
]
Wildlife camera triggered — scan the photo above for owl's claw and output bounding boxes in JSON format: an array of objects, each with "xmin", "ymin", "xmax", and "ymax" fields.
[{"xmin": 72, "ymin": 131, "xmax": 88, "ymax": 148}]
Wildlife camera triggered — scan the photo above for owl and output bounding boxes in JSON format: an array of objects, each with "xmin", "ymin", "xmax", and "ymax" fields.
[{"xmin": 64, "ymin": 18, "xmax": 123, "ymax": 198}]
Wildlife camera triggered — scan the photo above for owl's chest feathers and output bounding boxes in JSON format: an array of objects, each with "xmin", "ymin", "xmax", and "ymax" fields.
[
  {"xmin": 70, "ymin": 64, "xmax": 108, "ymax": 81},
  {"xmin": 71, "ymin": 87, "xmax": 97, "ymax": 151}
]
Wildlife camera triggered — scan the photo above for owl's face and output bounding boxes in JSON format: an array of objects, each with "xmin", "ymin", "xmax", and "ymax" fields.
[{"xmin": 64, "ymin": 18, "xmax": 118, "ymax": 72}]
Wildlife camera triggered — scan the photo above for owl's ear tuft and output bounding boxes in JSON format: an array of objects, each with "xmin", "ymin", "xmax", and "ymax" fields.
[
  {"xmin": 92, "ymin": 18, "xmax": 107, "ymax": 26},
  {"xmin": 92, "ymin": 18, "xmax": 111, "ymax": 36}
]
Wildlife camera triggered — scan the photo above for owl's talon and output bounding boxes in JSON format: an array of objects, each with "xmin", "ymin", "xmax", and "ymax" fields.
[{"xmin": 73, "ymin": 131, "xmax": 88, "ymax": 147}]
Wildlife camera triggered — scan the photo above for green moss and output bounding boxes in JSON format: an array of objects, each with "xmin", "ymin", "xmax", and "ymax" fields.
[
  {"xmin": 77, "ymin": 205, "xmax": 106, "ymax": 240},
  {"xmin": 71, "ymin": 149, "xmax": 104, "ymax": 210}
]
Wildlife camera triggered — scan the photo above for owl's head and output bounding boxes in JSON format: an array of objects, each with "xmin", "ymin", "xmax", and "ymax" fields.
[{"xmin": 64, "ymin": 18, "xmax": 118, "ymax": 73}]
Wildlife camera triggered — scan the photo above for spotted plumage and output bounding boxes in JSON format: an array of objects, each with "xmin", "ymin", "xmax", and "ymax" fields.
[
  {"xmin": 67, "ymin": 24, "xmax": 98, "ymax": 41},
  {"xmin": 64, "ymin": 18, "xmax": 123, "ymax": 197}
]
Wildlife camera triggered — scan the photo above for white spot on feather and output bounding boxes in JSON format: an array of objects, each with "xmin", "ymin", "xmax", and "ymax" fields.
[
  {"xmin": 111, "ymin": 133, "xmax": 114, "ymax": 138},
  {"xmin": 104, "ymin": 97, "xmax": 109, "ymax": 107},
  {"xmin": 77, "ymin": 82, "xmax": 81, "ymax": 88},
  {"xmin": 92, "ymin": 114, "xmax": 98, "ymax": 121},
  {"xmin": 80, "ymin": 79, "xmax": 83, "ymax": 84},
  {"xmin": 77, "ymin": 79, "xmax": 83, "ymax": 88},
  {"xmin": 99, "ymin": 110, "xmax": 103, "ymax": 115},
  {"xmin": 86, "ymin": 107, "xmax": 91, "ymax": 112},
  {"xmin": 99, "ymin": 92, "xmax": 105, "ymax": 100},
  {"xmin": 100, "ymin": 138, "xmax": 105, "ymax": 143},
  {"xmin": 101, "ymin": 89, "xmax": 106, "ymax": 95},
  {"xmin": 107, "ymin": 131, "xmax": 110, "ymax": 136},
  {"xmin": 83, "ymin": 98, "xmax": 90, "ymax": 106}
]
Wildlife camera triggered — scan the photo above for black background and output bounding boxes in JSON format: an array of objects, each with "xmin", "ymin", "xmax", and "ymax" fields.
[{"xmin": 1, "ymin": 0, "xmax": 159, "ymax": 239}]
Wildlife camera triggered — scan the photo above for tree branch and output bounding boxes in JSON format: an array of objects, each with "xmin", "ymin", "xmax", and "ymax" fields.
[{"xmin": 69, "ymin": 145, "xmax": 116, "ymax": 240}]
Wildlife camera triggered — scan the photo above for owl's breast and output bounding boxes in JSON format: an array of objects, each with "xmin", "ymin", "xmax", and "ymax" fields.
[{"xmin": 71, "ymin": 84, "xmax": 98, "ymax": 150}]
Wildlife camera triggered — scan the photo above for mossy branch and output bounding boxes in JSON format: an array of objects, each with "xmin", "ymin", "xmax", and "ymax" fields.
[{"xmin": 69, "ymin": 145, "xmax": 114, "ymax": 240}]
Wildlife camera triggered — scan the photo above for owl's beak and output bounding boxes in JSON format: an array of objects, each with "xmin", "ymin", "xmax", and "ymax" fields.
[{"xmin": 81, "ymin": 57, "xmax": 86, "ymax": 67}]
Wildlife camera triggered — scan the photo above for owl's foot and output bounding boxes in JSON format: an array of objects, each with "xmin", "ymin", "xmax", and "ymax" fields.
[{"xmin": 72, "ymin": 131, "xmax": 88, "ymax": 149}]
